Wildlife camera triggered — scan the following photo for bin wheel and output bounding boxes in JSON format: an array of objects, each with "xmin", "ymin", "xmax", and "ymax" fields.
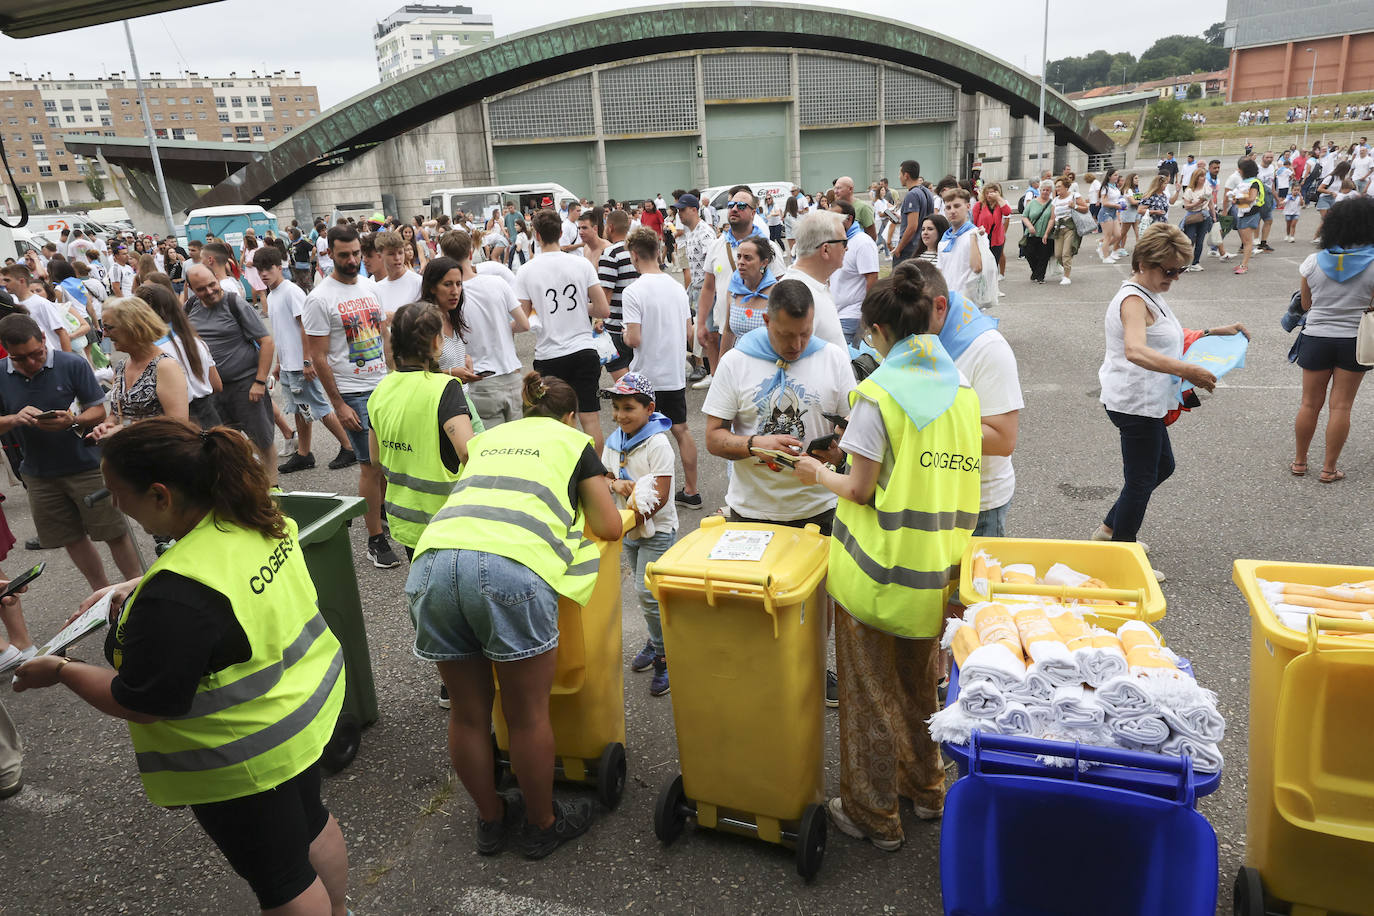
[
  {"xmin": 1232, "ymin": 866, "xmax": 1266, "ymax": 916},
  {"xmin": 596, "ymin": 743, "xmax": 627, "ymax": 809},
  {"xmin": 320, "ymin": 713, "xmax": 361, "ymax": 775},
  {"xmin": 654, "ymin": 774, "xmax": 688, "ymax": 844},
  {"xmin": 795, "ymin": 803, "xmax": 827, "ymax": 881}
]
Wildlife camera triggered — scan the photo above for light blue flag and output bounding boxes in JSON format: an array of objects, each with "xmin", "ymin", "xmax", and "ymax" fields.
[{"xmin": 1175, "ymin": 333, "xmax": 1249, "ymax": 403}]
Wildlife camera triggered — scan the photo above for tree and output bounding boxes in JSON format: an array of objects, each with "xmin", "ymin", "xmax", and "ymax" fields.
[
  {"xmin": 1204, "ymin": 21, "xmax": 1226, "ymax": 46},
  {"xmin": 84, "ymin": 170, "xmax": 106, "ymax": 202},
  {"xmin": 1142, "ymin": 98, "xmax": 1197, "ymax": 144},
  {"xmin": 1186, "ymin": 83, "xmax": 1203, "ymax": 100}
]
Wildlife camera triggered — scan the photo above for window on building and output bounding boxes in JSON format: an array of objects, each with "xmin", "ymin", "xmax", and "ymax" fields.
[
  {"xmin": 120, "ymin": 99, "xmax": 129, "ymax": 106},
  {"xmin": 28, "ymin": 117, "xmax": 38, "ymax": 124},
  {"xmin": 278, "ymin": 95, "xmax": 287, "ymax": 102},
  {"xmin": 283, "ymin": 125, "xmax": 293, "ymax": 133},
  {"xmin": 45, "ymin": 116, "xmax": 58, "ymax": 127},
  {"xmin": 172, "ymin": 128, "xmax": 185, "ymax": 140},
  {"xmin": 235, "ymin": 126, "xmax": 249, "ymax": 139},
  {"xmin": 221, "ymin": 128, "xmax": 233, "ymax": 139},
  {"xmin": 38, "ymin": 165, "xmax": 50, "ymax": 176},
  {"xmin": 60, "ymin": 100, "xmax": 73, "ymax": 111},
  {"xmin": 102, "ymin": 131, "xmax": 115, "ymax": 137},
  {"xmin": 231, "ymin": 96, "xmax": 242, "ymax": 107},
  {"xmin": 296, "ymin": 109, "xmax": 305, "ymax": 117},
  {"xmin": 199, "ymin": 112, "xmax": 208, "ymax": 120},
  {"xmin": 251, "ymin": 125, "xmax": 263, "ymax": 136},
  {"xmin": 214, "ymin": 95, "xmax": 225, "ymax": 106},
  {"xmin": 123, "ymin": 115, "xmax": 134, "ymax": 122},
  {"xmin": 261, "ymin": 96, "xmax": 272, "ymax": 107},
  {"xmin": 30, "ymin": 133, "xmax": 42, "ymax": 142},
  {"xmin": 100, "ymin": 116, "xmax": 112, "ymax": 126},
  {"xmin": 155, "ymin": 128, "xmax": 167, "ymax": 139},
  {"xmin": 166, "ymin": 97, "xmax": 175, "ymax": 106},
  {"xmin": 293, "ymin": 95, "xmax": 302, "ymax": 102},
  {"xmin": 169, "ymin": 113, "xmax": 178, "ymax": 121},
  {"xmin": 78, "ymin": 99, "xmax": 91, "ymax": 110},
  {"xmin": 22, "ymin": 101, "xmax": 33, "ymax": 108},
  {"xmin": 97, "ymin": 99, "xmax": 109, "ymax": 110},
  {"xmin": 233, "ymin": 110, "xmax": 243, "ymax": 120},
  {"xmin": 63, "ymin": 116, "xmax": 74, "ymax": 124},
  {"xmin": 43, "ymin": 200, "xmax": 58, "ymax": 209},
  {"xmin": 82, "ymin": 115, "xmax": 93, "ymax": 123},
  {"xmin": 58, "ymin": 164, "xmax": 68, "ymax": 172},
  {"xmin": 194, "ymin": 97, "xmax": 205, "ymax": 104},
  {"xmin": 185, "ymin": 129, "xmax": 198, "ymax": 139},
  {"xmin": 43, "ymin": 100, "xmax": 56, "ymax": 112},
  {"xmin": 148, "ymin": 96, "xmax": 158, "ymax": 105},
  {"xmin": 181, "ymin": 96, "xmax": 190, "ymax": 104},
  {"xmin": 77, "ymin": 163, "xmax": 87, "ymax": 174},
  {"xmin": 15, "ymin": 151, "xmax": 24, "ymax": 159},
  {"xmin": 269, "ymin": 126, "xmax": 277, "ymax": 133},
  {"xmin": 218, "ymin": 113, "xmax": 229, "ymax": 122},
  {"xmin": 19, "ymin": 166, "xmax": 30, "ymax": 174},
  {"xmin": 247, "ymin": 96, "xmax": 257, "ymax": 105},
  {"xmin": 263, "ymin": 110, "xmax": 275, "ymax": 121},
  {"xmin": 153, "ymin": 113, "xmax": 163, "ymax": 121},
  {"xmin": 55, "ymin": 150, "xmax": 63, "ymax": 157}
]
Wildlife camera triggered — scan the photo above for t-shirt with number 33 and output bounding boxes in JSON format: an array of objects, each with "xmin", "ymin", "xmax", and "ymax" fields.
[{"xmin": 515, "ymin": 250, "xmax": 602, "ymax": 361}]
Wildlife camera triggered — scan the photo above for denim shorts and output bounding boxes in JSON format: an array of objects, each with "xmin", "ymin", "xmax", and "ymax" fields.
[
  {"xmin": 279, "ymin": 369, "xmax": 334, "ymax": 422},
  {"xmin": 405, "ymin": 548, "xmax": 560, "ymax": 662},
  {"xmin": 1236, "ymin": 210, "xmax": 1262, "ymax": 231},
  {"xmin": 341, "ymin": 391, "xmax": 374, "ymax": 461}
]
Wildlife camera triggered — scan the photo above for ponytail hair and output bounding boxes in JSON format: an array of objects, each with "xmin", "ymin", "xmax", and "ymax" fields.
[
  {"xmin": 100, "ymin": 417, "xmax": 286, "ymax": 540},
  {"xmin": 860, "ymin": 260, "xmax": 937, "ymax": 341},
  {"xmin": 521, "ymin": 371, "xmax": 578, "ymax": 421}
]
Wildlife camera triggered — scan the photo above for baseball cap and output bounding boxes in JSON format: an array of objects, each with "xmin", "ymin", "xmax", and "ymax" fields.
[
  {"xmin": 675, "ymin": 193, "xmax": 700, "ymax": 209},
  {"xmin": 599, "ymin": 372, "xmax": 655, "ymax": 400}
]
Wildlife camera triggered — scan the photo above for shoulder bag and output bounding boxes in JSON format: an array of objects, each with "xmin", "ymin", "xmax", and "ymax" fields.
[{"xmin": 1357, "ymin": 291, "xmax": 1374, "ymax": 367}]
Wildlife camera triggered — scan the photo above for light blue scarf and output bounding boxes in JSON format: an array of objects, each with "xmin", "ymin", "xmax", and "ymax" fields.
[
  {"xmin": 728, "ymin": 267, "xmax": 778, "ymax": 303},
  {"xmin": 1316, "ymin": 245, "xmax": 1374, "ymax": 283},
  {"xmin": 938, "ymin": 290, "xmax": 999, "ymax": 361},
  {"xmin": 735, "ymin": 326, "xmax": 827, "ymax": 405},
  {"xmin": 605, "ymin": 412, "xmax": 673, "ymax": 480},
  {"xmin": 866, "ymin": 334, "xmax": 960, "ymax": 431},
  {"xmin": 844, "ymin": 221, "xmax": 862, "ymax": 241},
  {"xmin": 940, "ymin": 220, "xmax": 974, "ymax": 253}
]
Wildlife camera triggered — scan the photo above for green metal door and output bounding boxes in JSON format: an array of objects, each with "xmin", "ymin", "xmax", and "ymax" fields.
[
  {"xmin": 800, "ymin": 127, "xmax": 874, "ymax": 193},
  {"xmin": 605, "ymin": 138, "xmax": 694, "ymax": 203},
  {"xmin": 884, "ymin": 124, "xmax": 950, "ymax": 185},
  {"xmin": 494, "ymin": 143, "xmax": 594, "ymax": 201},
  {"xmin": 705, "ymin": 103, "xmax": 789, "ymax": 186}
]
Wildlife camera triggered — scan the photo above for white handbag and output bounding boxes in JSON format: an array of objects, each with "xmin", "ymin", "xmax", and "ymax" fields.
[{"xmin": 1356, "ymin": 300, "xmax": 1374, "ymax": 368}]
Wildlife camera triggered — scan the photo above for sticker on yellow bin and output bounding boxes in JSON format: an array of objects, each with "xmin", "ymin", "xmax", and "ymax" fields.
[{"xmin": 708, "ymin": 530, "xmax": 774, "ymax": 562}]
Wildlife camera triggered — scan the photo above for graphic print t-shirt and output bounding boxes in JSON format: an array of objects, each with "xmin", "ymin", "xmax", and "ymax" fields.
[{"xmin": 302, "ymin": 275, "xmax": 388, "ymax": 394}]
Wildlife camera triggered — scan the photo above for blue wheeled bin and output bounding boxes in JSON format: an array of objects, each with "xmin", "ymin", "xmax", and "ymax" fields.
[{"xmin": 941, "ymin": 733, "xmax": 1217, "ymax": 916}]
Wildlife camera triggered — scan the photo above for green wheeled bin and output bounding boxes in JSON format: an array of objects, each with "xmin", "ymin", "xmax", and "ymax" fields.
[{"xmin": 277, "ymin": 492, "xmax": 377, "ymax": 774}]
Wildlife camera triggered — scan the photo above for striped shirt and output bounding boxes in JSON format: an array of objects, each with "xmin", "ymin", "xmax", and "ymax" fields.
[{"xmin": 597, "ymin": 241, "xmax": 639, "ymax": 334}]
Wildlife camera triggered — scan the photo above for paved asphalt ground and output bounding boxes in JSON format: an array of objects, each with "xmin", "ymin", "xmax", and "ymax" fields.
[{"xmin": 0, "ymin": 208, "xmax": 1369, "ymax": 915}]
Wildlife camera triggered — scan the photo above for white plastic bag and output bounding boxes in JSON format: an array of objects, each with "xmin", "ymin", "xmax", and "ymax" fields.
[
  {"xmin": 967, "ymin": 230, "xmax": 999, "ymax": 310},
  {"xmin": 592, "ymin": 329, "xmax": 619, "ymax": 365}
]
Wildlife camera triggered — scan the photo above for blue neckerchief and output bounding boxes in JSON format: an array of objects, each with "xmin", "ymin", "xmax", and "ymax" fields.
[
  {"xmin": 728, "ymin": 267, "xmax": 777, "ymax": 302},
  {"xmin": 938, "ymin": 290, "xmax": 1000, "ymax": 361},
  {"xmin": 845, "ymin": 221, "xmax": 862, "ymax": 241},
  {"xmin": 725, "ymin": 225, "xmax": 766, "ymax": 250},
  {"xmin": 605, "ymin": 413, "xmax": 673, "ymax": 480},
  {"xmin": 735, "ymin": 326, "xmax": 827, "ymax": 406},
  {"xmin": 1316, "ymin": 245, "xmax": 1374, "ymax": 283},
  {"xmin": 940, "ymin": 220, "xmax": 974, "ymax": 253},
  {"xmin": 58, "ymin": 277, "xmax": 86, "ymax": 306},
  {"xmin": 866, "ymin": 334, "xmax": 961, "ymax": 431}
]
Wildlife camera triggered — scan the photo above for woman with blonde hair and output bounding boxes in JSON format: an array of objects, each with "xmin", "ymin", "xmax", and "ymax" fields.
[
  {"xmin": 92, "ymin": 297, "xmax": 189, "ymax": 437},
  {"xmin": 1179, "ymin": 166, "xmax": 1215, "ymax": 271},
  {"xmin": 1050, "ymin": 176, "xmax": 1090, "ymax": 286}
]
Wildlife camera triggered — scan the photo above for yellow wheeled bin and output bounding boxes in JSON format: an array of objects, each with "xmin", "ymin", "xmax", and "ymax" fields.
[
  {"xmin": 958, "ymin": 536, "xmax": 1166, "ymax": 630},
  {"xmin": 492, "ymin": 510, "xmax": 634, "ymax": 809},
  {"xmin": 1233, "ymin": 559, "xmax": 1374, "ymax": 916},
  {"xmin": 644, "ymin": 516, "xmax": 830, "ymax": 880}
]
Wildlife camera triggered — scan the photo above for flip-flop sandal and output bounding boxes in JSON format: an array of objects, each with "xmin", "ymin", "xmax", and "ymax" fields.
[
  {"xmin": 1319, "ymin": 469, "xmax": 1345, "ymax": 484},
  {"xmin": 1234, "ymin": 266, "xmax": 1248, "ymax": 274},
  {"xmin": 1290, "ymin": 461, "xmax": 1307, "ymax": 477}
]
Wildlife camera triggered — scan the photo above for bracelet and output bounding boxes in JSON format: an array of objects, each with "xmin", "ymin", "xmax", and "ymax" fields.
[
  {"xmin": 745, "ymin": 435, "xmax": 756, "ymax": 458},
  {"xmin": 254, "ymin": 378, "xmax": 267, "ymax": 385},
  {"xmin": 55, "ymin": 656, "xmax": 75, "ymax": 681}
]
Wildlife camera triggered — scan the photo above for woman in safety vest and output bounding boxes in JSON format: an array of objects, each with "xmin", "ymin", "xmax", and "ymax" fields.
[
  {"xmin": 405, "ymin": 372, "xmax": 622, "ymax": 860},
  {"xmin": 14, "ymin": 418, "xmax": 349, "ymax": 915},
  {"xmin": 793, "ymin": 261, "xmax": 982, "ymax": 852}
]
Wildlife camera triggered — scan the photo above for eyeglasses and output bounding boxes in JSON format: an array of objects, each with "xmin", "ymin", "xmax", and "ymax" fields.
[
  {"xmin": 726, "ymin": 201, "xmax": 753, "ymax": 211},
  {"xmin": 1158, "ymin": 266, "xmax": 1187, "ymax": 278},
  {"xmin": 824, "ymin": 238, "xmax": 849, "ymax": 248}
]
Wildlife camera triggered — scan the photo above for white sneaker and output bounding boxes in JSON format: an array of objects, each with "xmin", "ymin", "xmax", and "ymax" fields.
[
  {"xmin": 1059, "ymin": 277, "xmax": 1072, "ymax": 285},
  {"xmin": 828, "ymin": 797, "xmax": 902, "ymax": 851},
  {"xmin": 1287, "ymin": 236, "xmax": 1295, "ymax": 243},
  {"xmin": 277, "ymin": 434, "xmax": 298, "ymax": 459},
  {"xmin": 1219, "ymin": 253, "xmax": 1234, "ymax": 261},
  {"xmin": 1115, "ymin": 248, "xmax": 1128, "ymax": 258},
  {"xmin": 998, "ymin": 289, "xmax": 1007, "ymax": 297},
  {"xmin": 690, "ymin": 373, "xmax": 713, "ymax": 390}
]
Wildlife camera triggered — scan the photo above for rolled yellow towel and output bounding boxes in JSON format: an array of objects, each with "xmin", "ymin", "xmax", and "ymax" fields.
[
  {"xmin": 951, "ymin": 623, "xmax": 982, "ymax": 668},
  {"xmin": 1048, "ymin": 606, "xmax": 1094, "ymax": 651},
  {"xmin": 967, "ymin": 602, "xmax": 1024, "ymax": 661},
  {"xmin": 1118, "ymin": 620, "xmax": 1177, "ymax": 672}
]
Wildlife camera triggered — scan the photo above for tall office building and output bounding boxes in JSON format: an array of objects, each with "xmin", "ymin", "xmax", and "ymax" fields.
[
  {"xmin": 375, "ymin": 5, "xmax": 495, "ymax": 82},
  {"xmin": 0, "ymin": 70, "xmax": 320, "ymax": 211}
]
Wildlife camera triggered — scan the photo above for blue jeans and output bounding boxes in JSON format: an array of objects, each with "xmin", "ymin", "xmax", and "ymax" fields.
[
  {"xmin": 1103, "ymin": 409, "xmax": 1174, "ymax": 543},
  {"xmin": 1182, "ymin": 216, "xmax": 1209, "ymax": 266},
  {"xmin": 973, "ymin": 502, "xmax": 1009, "ymax": 538},
  {"xmin": 405, "ymin": 548, "xmax": 560, "ymax": 662},
  {"xmin": 624, "ymin": 528, "xmax": 676, "ymax": 655},
  {"xmin": 840, "ymin": 317, "xmax": 861, "ymax": 347}
]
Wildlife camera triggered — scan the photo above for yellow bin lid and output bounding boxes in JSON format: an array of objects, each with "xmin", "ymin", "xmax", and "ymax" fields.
[{"xmin": 645, "ymin": 517, "xmax": 830, "ymax": 634}]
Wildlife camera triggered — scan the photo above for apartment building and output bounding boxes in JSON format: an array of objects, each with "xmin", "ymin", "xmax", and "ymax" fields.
[{"xmin": 375, "ymin": 4, "xmax": 495, "ymax": 82}]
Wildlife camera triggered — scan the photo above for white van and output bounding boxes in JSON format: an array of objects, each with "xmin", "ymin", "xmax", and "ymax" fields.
[
  {"xmin": 699, "ymin": 180, "xmax": 794, "ymax": 229},
  {"xmin": 428, "ymin": 184, "xmax": 580, "ymax": 225}
]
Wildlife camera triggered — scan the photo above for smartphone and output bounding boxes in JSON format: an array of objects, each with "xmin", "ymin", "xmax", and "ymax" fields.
[
  {"xmin": 35, "ymin": 410, "xmax": 62, "ymax": 421},
  {"xmin": 806, "ymin": 434, "xmax": 838, "ymax": 456},
  {"xmin": 821, "ymin": 411, "xmax": 848, "ymax": 431},
  {"xmin": 0, "ymin": 562, "xmax": 44, "ymax": 602},
  {"xmin": 476, "ymin": 370, "xmax": 496, "ymax": 378}
]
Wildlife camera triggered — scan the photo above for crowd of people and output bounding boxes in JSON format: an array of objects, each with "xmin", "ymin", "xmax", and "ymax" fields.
[{"xmin": 0, "ymin": 138, "xmax": 1370, "ymax": 912}]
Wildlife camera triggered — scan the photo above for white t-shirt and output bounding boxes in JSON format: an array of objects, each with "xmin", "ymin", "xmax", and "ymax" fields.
[
  {"xmin": 830, "ymin": 233, "xmax": 880, "ymax": 321},
  {"xmin": 1178, "ymin": 162, "xmax": 1199, "ymax": 186},
  {"xmin": 267, "ymin": 279, "xmax": 308, "ymax": 372},
  {"xmin": 936, "ymin": 226, "xmax": 980, "ymax": 299},
  {"xmin": 158, "ymin": 335, "xmax": 216, "ymax": 399},
  {"xmin": 956, "ymin": 330, "xmax": 1023, "ymax": 511},
  {"xmin": 513, "ymin": 251, "xmax": 600, "ymax": 360},
  {"xmin": 476, "ymin": 261, "xmax": 517, "ymax": 287},
  {"xmin": 560, "ymin": 220, "xmax": 579, "ymax": 249},
  {"xmin": 702, "ymin": 341, "xmax": 855, "ymax": 521},
  {"xmin": 621, "ymin": 273, "xmax": 690, "ymax": 392},
  {"xmin": 601, "ymin": 430, "xmax": 678, "ymax": 540},
  {"xmin": 315, "ymin": 237, "xmax": 332, "ymax": 272},
  {"xmin": 1088, "ymin": 180, "xmax": 1102, "ymax": 205},
  {"xmin": 21, "ymin": 295, "xmax": 66, "ymax": 351},
  {"xmin": 786, "ymin": 269, "xmax": 846, "ymax": 350},
  {"xmin": 462, "ymin": 274, "xmax": 523, "ymax": 376},
  {"xmin": 219, "ymin": 276, "xmax": 241, "ymax": 300},
  {"xmin": 301, "ymin": 275, "xmax": 388, "ymax": 395},
  {"xmin": 1257, "ymin": 162, "xmax": 1277, "ymax": 187},
  {"xmin": 374, "ymin": 270, "xmax": 422, "ymax": 316},
  {"xmin": 1351, "ymin": 155, "xmax": 1374, "ymax": 182},
  {"xmin": 111, "ymin": 262, "xmax": 135, "ymax": 296}
]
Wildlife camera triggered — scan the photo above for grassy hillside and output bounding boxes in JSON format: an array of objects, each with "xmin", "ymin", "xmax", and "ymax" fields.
[{"xmin": 1092, "ymin": 90, "xmax": 1373, "ymax": 146}]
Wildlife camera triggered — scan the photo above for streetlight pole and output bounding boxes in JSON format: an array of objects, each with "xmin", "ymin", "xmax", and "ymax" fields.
[
  {"xmin": 1036, "ymin": 0, "xmax": 1049, "ymax": 177},
  {"xmin": 124, "ymin": 20, "xmax": 177, "ymax": 238},
  {"xmin": 1303, "ymin": 48, "xmax": 1317, "ymax": 150}
]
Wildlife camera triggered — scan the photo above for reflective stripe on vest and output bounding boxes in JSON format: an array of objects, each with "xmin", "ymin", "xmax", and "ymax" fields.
[
  {"xmin": 827, "ymin": 382, "xmax": 983, "ymax": 639},
  {"xmin": 367, "ymin": 369, "xmax": 463, "ymax": 548},
  {"xmin": 415, "ymin": 417, "xmax": 600, "ymax": 604},
  {"xmin": 120, "ymin": 514, "xmax": 344, "ymax": 806}
]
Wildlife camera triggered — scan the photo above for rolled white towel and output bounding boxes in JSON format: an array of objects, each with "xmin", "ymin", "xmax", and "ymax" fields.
[
  {"xmin": 1044, "ymin": 562, "xmax": 1092, "ymax": 588},
  {"xmin": 927, "ymin": 704, "xmax": 1003, "ymax": 745},
  {"xmin": 631, "ymin": 474, "xmax": 661, "ymax": 537},
  {"xmin": 1026, "ymin": 703, "xmax": 1055, "ymax": 735},
  {"xmin": 1097, "ymin": 675, "xmax": 1159, "ymax": 716},
  {"xmin": 1107, "ymin": 713, "xmax": 1170, "ymax": 747},
  {"xmin": 960, "ymin": 644, "xmax": 1027, "ymax": 691},
  {"xmin": 995, "ymin": 700, "xmax": 1035, "ymax": 736},
  {"xmin": 1075, "ymin": 627, "xmax": 1129, "ymax": 687},
  {"xmin": 958, "ymin": 679, "xmax": 1007, "ymax": 719},
  {"xmin": 1052, "ymin": 684, "xmax": 1106, "ymax": 728},
  {"xmin": 1160, "ymin": 703, "xmax": 1226, "ymax": 743},
  {"xmin": 1006, "ymin": 664, "xmax": 1057, "ymax": 703},
  {"xmin": 1161, "ymin": 733, "xmax": 1224, "ymax": 774}
]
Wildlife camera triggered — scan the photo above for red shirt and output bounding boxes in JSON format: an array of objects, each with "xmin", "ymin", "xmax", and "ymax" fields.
[
  {"xmin": 639, "ymin": 209, "xmax": 664, "ymax": 236},
  {"xmin": 972, "ymin": 201, "xmax": 1012, "ymax": 247}
]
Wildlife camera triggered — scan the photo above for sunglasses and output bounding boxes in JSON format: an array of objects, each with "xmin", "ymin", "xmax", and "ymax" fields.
[
  {"xmin": 726, "ymin": 201, "xmax": 753, "ymax": 210},
  {"xmin": 1158, "ymin": 266, "xmax": 1187, "ymax": 279}
]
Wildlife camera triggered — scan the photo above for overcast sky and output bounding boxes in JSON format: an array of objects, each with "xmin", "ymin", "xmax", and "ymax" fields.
[{"xmin": 0, "ymin": 0, "xmax": 1227, "ymax": 110}]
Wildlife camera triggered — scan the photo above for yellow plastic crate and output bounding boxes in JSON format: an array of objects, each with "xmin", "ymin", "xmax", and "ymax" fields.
[{"xmin": 958, "ymin": 537, "xmax": 1165, "ymax": 628}]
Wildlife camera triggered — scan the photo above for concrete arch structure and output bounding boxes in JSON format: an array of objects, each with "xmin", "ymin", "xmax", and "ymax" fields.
[{"xmin": 181, "ymin": 2, "xmax": 1110, "ymax": 213}]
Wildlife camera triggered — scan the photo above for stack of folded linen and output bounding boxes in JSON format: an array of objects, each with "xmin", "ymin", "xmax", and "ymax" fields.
[{"xmin": 1257, "ymin": 578, "xmax": 1374, "ymax": 635}]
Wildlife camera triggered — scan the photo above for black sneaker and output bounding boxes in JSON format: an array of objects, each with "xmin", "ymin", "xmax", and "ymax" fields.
[
  {"xmin": 649, "ymin": 656, "xmax": 670, "ymax": 696},
  {"xmin": 687, "ymin": 365, "xmax": 708, "ymax": 383},
  {"xmin": 522, "ymin": 797, "xmax": 595, "ymax": 860},
  {"xmin": 438, "ymin": 684, "xmax": 450, "ymax": 709},
  {"xmin": 367, "ymin": 533, "xmax": 403, "ymax": 569},
  {"xmin": 23, "ymin": 538, "xmax": 41, "ymax": 551},
  {"xmin": 278, "ymin": 451, "xmax": 316, "ymax": 474},
  {"xmin": 825, "ymin": 669, "xmax": 839, "ymax": 708},
  {"xmin": 476, "ymin": 789, "xmax": 525, "ymax": 856},
  {"xmin": 328, "ymin": 447, "xmax": 358, "ymax": 470},
  {"xmin": 675, "ymin": 489, "xmax": 703, "ymax": 510}
]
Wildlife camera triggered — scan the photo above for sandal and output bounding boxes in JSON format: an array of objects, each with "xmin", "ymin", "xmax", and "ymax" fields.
[
  {"xmin": 1290, "ymin": 461, "xmax": 1307, "ymax": 477},
  {"xmin": 1319, "ymin": 469, "xmax": 1345, "ymax": 484},
  {"xmin": 1233, "ymin": 266, "xmax": 1248, "ymax": 274}
]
